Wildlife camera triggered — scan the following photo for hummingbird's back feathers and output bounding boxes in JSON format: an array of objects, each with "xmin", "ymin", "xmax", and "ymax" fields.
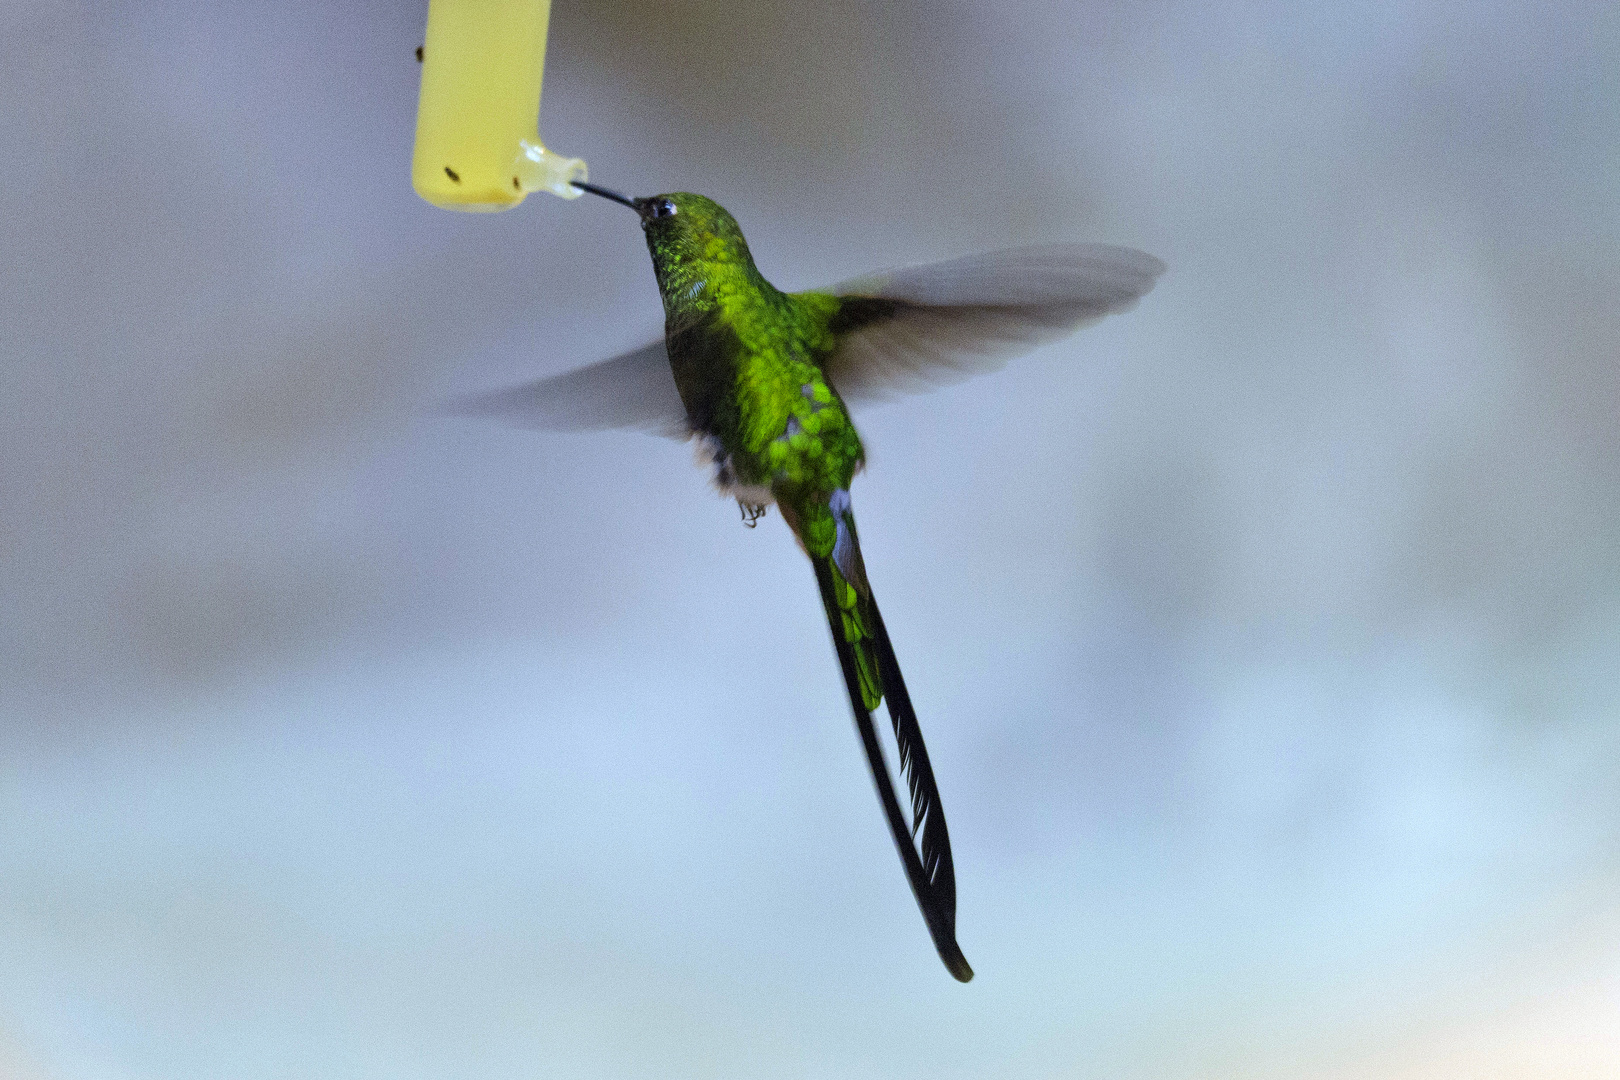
[{"xmin": 815, "ymin": 243, "xmax": 1165, "ymax": 404}]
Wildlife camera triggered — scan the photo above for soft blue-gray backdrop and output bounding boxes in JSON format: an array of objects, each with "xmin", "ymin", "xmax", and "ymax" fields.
[{"xmin": 4, "ymin": 0, "xmax": 1618, "ymax": 1076}]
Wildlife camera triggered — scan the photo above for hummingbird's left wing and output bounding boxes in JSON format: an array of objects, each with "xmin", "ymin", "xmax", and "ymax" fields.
[
  {"xmin": 813, "ymin": 243, "xmax": 1164, "ymax": 404},
  {"xmin": 443, "ymin": 339, "xmax": 690, "ymax": 436}
]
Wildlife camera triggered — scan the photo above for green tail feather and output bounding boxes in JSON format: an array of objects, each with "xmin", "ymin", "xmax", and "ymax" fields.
[{"xmin": 825, "ymin": 555, "xmax": 883, "ymax": 711}]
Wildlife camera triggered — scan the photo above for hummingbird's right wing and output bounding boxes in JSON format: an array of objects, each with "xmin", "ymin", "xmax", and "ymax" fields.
[
  {"xmin": 442, "ymin": 339, "xmax": 690, "ymax": 437},
  {"xmin": 814, "ymin": 243, "xmax": 1165, "ymax": 404}
]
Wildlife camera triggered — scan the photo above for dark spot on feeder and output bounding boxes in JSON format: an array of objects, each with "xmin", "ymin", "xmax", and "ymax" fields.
[
  {"xmin": 513, "ymin": 177, "xmax": 521, "ymax": 190},
  {"xmin": 415, "ymin": 45, "xmax": 424, "ymax": 62},
  {"xmin": 444, "ymin": 166, "xmax": 460, "ymax": 182}
]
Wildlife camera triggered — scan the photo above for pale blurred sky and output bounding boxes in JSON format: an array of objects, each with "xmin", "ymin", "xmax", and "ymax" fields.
[{"xmin": 3, "ymin": 0, "xmax": 1619, "ymax": 1077}]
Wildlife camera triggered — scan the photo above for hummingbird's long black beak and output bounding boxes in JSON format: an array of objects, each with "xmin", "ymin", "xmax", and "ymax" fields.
[{"xmin": 572, "ymin": 181, "xmax": 645, "ymax": 217}]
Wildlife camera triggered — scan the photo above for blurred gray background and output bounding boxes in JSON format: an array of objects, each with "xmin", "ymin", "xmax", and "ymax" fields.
[{"xmin": 3, "ymin": 0, "xmax": 1619, "ymax": 1076}]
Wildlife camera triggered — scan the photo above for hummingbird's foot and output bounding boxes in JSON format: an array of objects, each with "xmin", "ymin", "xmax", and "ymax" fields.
[{"xmin": 738, "ymin": 501, "xmax": 768, "ymax": 528}]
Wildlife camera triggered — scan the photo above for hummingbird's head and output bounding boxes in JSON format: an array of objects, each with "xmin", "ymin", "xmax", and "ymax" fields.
[
  {"xmin": 633, "ymin": 192, "xmax": 752, "ymax": 272},
  {"xmin": 625, "ymin": 191, "xmax": 730, "ymax": 234},
  {"xmin": 572, "ymin": 184, "xmax": 756, "ymax": 298}
]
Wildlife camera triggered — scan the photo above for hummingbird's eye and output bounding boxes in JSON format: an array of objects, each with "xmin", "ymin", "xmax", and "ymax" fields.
[{"xmin": 649, "ymin": 198, "xmax": 677, "ymax": 219}]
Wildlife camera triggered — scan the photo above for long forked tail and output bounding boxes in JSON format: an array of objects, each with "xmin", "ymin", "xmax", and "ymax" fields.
[{"xmin": 807, "ymin": 511, "xmax": 973, "ymax": 983}]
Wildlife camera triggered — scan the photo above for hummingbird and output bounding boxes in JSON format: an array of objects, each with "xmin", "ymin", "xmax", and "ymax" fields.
[{"xmin": 460, "ymin": 182, "xmax": 1164, "ymax": 981}]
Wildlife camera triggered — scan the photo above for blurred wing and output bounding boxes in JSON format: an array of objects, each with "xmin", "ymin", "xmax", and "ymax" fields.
[
  {"xmin": 815, "ymin": 243, "xmax": 1165, "ymax": 404},
  {"xmin": 441, "ymin": 339, "xmax": 689, "ymax": 438}
]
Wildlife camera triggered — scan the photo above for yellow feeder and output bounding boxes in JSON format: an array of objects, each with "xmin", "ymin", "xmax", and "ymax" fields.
[{"xmin": 412, "ymin": 0, "xmax": 586, "ymax": 210}]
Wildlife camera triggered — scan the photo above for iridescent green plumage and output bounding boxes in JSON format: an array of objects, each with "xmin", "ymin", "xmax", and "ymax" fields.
[
  {"xmin": 641, "ymin": 194, "xmax": 888, "ymax": 711},
  {"xmin": 643, "ymin": 195, "xmax": 861, "ymax": 502},
  {"xmin": 460, "ymin": 185, "xmax": 1165, "ymax": 983}
]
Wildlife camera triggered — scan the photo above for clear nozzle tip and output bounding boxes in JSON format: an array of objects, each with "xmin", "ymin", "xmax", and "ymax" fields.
[{"xmin": 516, "ymin": 140, "xmax": 588, "ymax": 200}]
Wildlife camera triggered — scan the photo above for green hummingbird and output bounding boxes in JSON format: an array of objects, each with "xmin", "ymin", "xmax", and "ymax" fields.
[{"xmin": 462, "ymin": 182, "xmax": 1163, "ymax": 981}]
